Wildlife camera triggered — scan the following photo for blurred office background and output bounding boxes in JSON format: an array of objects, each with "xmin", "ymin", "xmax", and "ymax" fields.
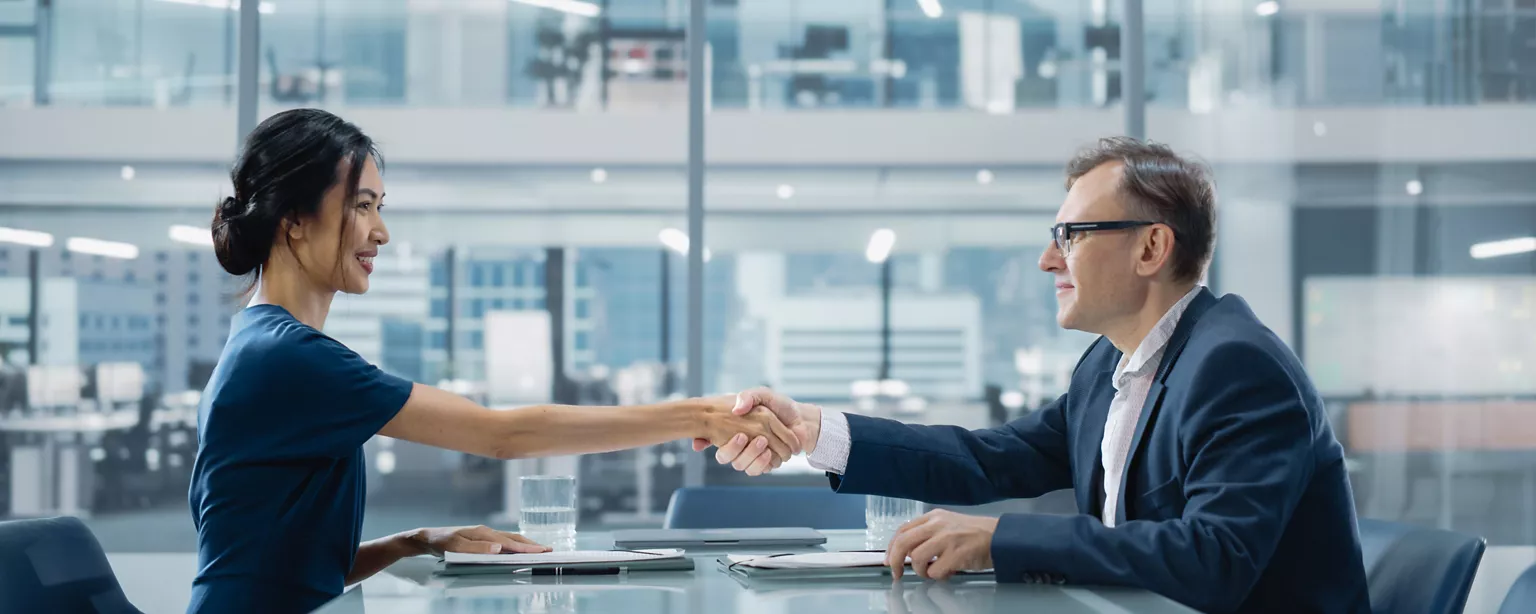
[{"xmin": 0, "ymin": 0, "xmax": 1534, "ymax": 610}]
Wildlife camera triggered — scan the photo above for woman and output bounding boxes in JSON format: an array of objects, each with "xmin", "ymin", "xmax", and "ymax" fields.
[{"xmin": 189, "ymin": 108, "xmax": 796, "ymax": 613}]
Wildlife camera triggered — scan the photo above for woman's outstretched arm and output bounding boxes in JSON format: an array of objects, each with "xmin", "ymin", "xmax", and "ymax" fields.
[{"xmin": 377, "ymin": 384, "xmax": 800, "ymax": 462}]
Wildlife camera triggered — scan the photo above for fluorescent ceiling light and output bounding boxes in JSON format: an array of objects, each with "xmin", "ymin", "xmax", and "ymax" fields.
[
  {"xmin": 120, "ymin": 165, "xmax": 136, "ymax": 181},
  {"xmin": 156, "ymin": 0, "xmax": 276, "ymax": 14},
  {"xmin": 66, "ymin": 237, "xmax": 140, "ymax": 260},
  {"xmin": 1470, "ymin": 237, "xmax": 1536, "ymax": 260},
  {"xmin": 508, "ymin": 0, "xmax": 600, "ymax": 17},
  {"xmin": 776, "ymin": 184, "xmax": 795, "ymax": 200},
  {"xmin": 1405, "ymin": 179, "xmax": 1424, "ymax": 196},
  {"xmin": 976, "ymin": 169, "xmax": 994, "ymax": 185},
  {"xmin": 590, "ymin": 168, "xmax": 608, "ymax": 184},
  {"xmin": 866, "ymin": 229, "xmax": 896, "ymax": 264},
  {"xmin": 916, "ymin": 0, "xmax": 943, "ymax": 19},
  {"xmin": 0, "ymin": 226, "xmax": 55, "ymax": 248},
  {"xmin": 659, "ymin": 228, "xmax": 689, "ymax": 255},
  {"xmin": 658, "ymin": 228, "xmax": 710, "ymax": 261},
  {"xmin": 169, "ymin": 224, "xmax": 214, "ymax": 247},
  {"xmin": 1254, "ymin": 1, "xmax": 1279, "ymax": 16}
]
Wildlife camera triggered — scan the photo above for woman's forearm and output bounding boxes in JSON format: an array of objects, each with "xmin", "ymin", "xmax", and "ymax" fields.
[
  {"xmin": 380, "ymin": 385, "xmax": 711, "ymax": 460},
  {"xmin": 380, "ymin": 384, "xmax": 792, "ymax": 462},
  {"xmin": 495, "ymin": 400, "xmax": 706, "ymax": 459},
  {"xmin": 347, "ymin": 532, "xmax": 422, "ymax": 585}
]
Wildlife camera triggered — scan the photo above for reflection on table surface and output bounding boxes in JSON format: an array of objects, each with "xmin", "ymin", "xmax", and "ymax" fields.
[{"xmin": 313, "ymin": 531, "xmax": 1198, "ymax": 614}]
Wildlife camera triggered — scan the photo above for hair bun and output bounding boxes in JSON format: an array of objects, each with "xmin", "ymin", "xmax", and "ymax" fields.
[
  {"xmin": 212, "ymin": 196, "xmax": 262, "ymax": 276},
  {"xmin": 217, "ymin": 195, "xmax": 243, "ymax": 218}
]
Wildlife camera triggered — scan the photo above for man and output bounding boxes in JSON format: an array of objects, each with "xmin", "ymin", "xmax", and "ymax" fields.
[{"xmin": 700, "ymin": 138, "xmax": 1369, "ymax": 614}]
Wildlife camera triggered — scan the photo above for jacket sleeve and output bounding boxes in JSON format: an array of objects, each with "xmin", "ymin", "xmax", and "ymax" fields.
[{"xmin": 827, "ymin": 392, "xmax": 1075, "ymax": 506}]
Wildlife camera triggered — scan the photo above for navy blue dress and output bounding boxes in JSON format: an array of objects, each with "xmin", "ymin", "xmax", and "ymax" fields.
[{"xmin": 187, "ymin": 304, "xmax": 413, "ymax": 613}]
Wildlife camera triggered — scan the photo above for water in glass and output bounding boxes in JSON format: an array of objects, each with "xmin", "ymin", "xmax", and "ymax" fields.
[
  {"xmin": 519, "ymin": 475, "xmax": 577, "ymax": 552},
  {"xmin": 866, "ymin": 495, "xmax": 923, "ymax": 549}
]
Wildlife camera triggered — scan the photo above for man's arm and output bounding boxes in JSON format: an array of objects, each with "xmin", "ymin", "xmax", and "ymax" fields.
[
  {"xmin": 708, "ymin": 339, "xmax": 1109, "ymax": 484},
  {"xmin": 983, "ymin": 343, "xmax": 1315, "ymax": 614},
  {"xmin": 827, "ymin": 398, "xmax": 1075, "ymax": 506},
  {"xmin": 705, "ymin": 388, "xmax": 1076, "ymax": 506}
]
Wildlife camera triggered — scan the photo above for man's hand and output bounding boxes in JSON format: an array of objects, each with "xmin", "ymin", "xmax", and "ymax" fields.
[
  {"xmin": 691, "ymin": 387, "xmax": 822, "ymax": 476},
  {"xmin": 407, "ymin": 525, "xmax": 550, "ymax": 557},
  {"xmin": 884, "ymin": 510, "xmax": 998, "ymax": 581}
]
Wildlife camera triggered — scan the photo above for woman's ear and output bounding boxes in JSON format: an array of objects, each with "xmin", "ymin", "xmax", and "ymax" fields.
[{"xmin": 283, "ymin": 215, "xmax": 304, "ymax": 242}]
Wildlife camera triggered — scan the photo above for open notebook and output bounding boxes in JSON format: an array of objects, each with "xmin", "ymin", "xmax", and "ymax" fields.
[
  {"xmin": 436, "ymin": 549, "xmax": 695, "ymax": 576},
  {"xmin": 718, "ymin": 551, "xmax": 993, "ymax": 581},
  {"xmin": 725, "ymin": 552, "xmax": 896, "ymax": 570},
  {"xmin": 444, "ymin": 549, "xmax": 684, "ymax": 565}
]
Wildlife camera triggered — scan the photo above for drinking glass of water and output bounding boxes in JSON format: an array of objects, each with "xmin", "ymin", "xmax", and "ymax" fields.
[
  {"xmin": 520, "ymin": 475, "xmax": 577, "ymax": 552},
  {"xmin": 866, "ymin": 495, "xmax": 924, "ymax": 550}
]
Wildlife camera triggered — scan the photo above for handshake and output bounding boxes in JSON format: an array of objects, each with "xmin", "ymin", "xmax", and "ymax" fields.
[{"xmin": 689, "ymin": 388, "xmax": 822, "ymax": 476}]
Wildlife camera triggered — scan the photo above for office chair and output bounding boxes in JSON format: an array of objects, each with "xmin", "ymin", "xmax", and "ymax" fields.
[
  {"xmin": 0, "ymin": 516, "xmax": 143, "ymax": 614},
  {"xmin": 1497, "ymin": 562, "xmax": 1536, "ymax": 614},
  {"xmin": 664, "ymin": 486, "xmax": 865, "ymax": 530},
  {"xmin": 1358, "ymin": 518, "xmax": 1485, "ymax": 614}
]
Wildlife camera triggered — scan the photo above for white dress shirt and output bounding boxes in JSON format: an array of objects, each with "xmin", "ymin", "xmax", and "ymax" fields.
[{"xmin": 807, "ymin": 286, "xmax": 1206, "ymax": 529}]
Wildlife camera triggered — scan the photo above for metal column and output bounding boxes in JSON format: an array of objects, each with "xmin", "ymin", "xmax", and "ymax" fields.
[
  {"xmin": 545, "ymin": 248, "xmax": 570, "ymax": 404},
  {"xmin": 878, "ymin": 259, "xmax": 892, "ymax": 380},
  {"xmin": 659, "ymin": 249, "xmax": 673, "ymax": 395},
  {"xmin": 1121, "ymin": 0, "xmax": 1145, "ymax": 140},
  {"xmin": 236, "ymin": 0, "xmax": 260, "ymax": 148},
  {"xmin": 27, "ymin": 249, "xmax": 40, "ymax": 365},
  {"xmin": 683, "ymin": 0, "xmax": 707, "ymax": 488},
  {"xmin": 444, "ymin": 247, "xmax": 457, "ymax": 379},
  {"xmin": 33, "ymin": 0, "xmax": 51, "ymax": 106}
]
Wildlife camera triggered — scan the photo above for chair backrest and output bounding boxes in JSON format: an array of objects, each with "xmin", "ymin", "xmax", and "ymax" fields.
[
  {"xmin": 1497, "ymin": 563, "xmax": 1536, "ymax": 614},
  {"xmin": 663, "ymin": 486, "xmax": 866, "ymax": 530},
  {"xmin": 1358, "ymin": 518, "xmax": 1486, "ymax": 614},
  {"xmin": 0, "ymin": 516, "xmax": 143, "ymax": 614}
]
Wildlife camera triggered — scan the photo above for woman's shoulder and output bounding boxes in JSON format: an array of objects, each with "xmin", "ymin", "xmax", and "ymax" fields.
[{"xmin": 225, "ymin": 307, "xmax": 350, "ymax": 370}]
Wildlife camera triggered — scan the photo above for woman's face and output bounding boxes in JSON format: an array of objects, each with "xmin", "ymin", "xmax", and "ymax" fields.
[{"xmin": 290, "ymin": 155, "xmax": 388, "ymax": 295}]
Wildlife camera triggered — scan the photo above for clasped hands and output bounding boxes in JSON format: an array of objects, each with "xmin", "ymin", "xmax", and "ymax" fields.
[{"xmin": 694, "ymin": 387, "xmax": 998, "ymax": 581}]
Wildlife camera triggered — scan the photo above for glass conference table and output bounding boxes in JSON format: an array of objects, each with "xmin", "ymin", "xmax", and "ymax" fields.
[{"xmin": 313, "ymin": 530, "xmax": 1198, "ymax": 614}]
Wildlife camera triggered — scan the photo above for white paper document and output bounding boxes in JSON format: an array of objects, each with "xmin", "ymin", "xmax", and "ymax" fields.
[
  {"xmin": 725, "ymin": 551, "xmax": 903, "ymax": 570},
  {"xmin": 445, "ymin": 548, "xmax": 684, "ymax": 566}
]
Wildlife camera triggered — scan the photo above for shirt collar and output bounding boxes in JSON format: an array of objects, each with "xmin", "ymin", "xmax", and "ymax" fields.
[{"xmin": 1113, "ymin": 285, "xmax": 1205, "ymax": 388}]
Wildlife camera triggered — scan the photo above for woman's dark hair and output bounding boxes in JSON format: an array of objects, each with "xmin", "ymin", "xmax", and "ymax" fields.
[{"xmin": 212, "ymin": 108, "xmax": 380, "ymax": 285}]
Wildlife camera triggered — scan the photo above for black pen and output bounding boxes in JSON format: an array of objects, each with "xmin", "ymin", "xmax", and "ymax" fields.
[{"xmin": 512, "ymin": 567, "xmax": 626, "ymax": 576}]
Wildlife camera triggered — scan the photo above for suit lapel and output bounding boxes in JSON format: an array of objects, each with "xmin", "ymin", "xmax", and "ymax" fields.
[
  {"xmin": 1111, "ymin": 288, "xmax": 1219, "ymax": 526},
  {"xmin": 1114, "ymin": 382, "xmax": 1168, "ymax": 525},
  {"xmin": 1076, "ymin": 369, "xmax": 1116, "ymax": 517}
]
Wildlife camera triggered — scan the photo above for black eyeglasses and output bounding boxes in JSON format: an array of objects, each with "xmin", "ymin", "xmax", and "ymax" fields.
[{"xmin": 1050, "ymin": 221, "xmax": 1159, "ymax": 256}]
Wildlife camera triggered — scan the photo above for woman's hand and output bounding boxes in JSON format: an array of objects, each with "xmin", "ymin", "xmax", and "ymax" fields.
[
  {"xmin": 407, "ymin": 525, "xmax": 551, "ymax": 557},
  {"xmin": 696, "ymin": 395, "xmax": 800, "ymax": 474}
]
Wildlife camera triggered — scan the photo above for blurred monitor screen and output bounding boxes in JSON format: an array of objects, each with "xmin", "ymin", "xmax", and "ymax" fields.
[
  {"xmin": 26, "ymin": 366, "xmax": 82, "ymax": 408},
  {"xmin": 96, "ymin": 362, "xmax": 146, "ymax": 404},
  {"xmin": 484, "ymin": 310, "xmax": 552, "ymax": 405},
  {"xmin": 1303, "ymin": 276, "xmax": 1536, "ymax": 397}
]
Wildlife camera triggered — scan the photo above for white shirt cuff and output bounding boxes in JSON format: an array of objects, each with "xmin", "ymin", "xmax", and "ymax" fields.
[{"xmin": 805, "ymin": 408, "xmax": 851, "ymax": 475}]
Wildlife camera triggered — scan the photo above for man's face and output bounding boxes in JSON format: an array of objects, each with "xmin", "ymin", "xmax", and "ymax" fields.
[{"xmin": 1038, "ymin": 162, "xmax": 1151, "ymax": 334}]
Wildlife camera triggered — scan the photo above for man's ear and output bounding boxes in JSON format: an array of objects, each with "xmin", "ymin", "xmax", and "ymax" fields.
[{"xmin": 1136, "ymin": 224, "xmax": 1177, "ymax": 278}]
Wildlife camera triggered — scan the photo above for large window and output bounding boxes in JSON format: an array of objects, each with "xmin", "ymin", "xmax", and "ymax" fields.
[{"xmin": 2, "ymin": 6, "xmax": 1533, "ymax": 610}]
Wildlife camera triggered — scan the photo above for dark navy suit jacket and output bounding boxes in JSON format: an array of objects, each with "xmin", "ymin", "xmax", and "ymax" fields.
[{"xmin": 827, "ymin": 289, "xmax": 1370, "ymax": 614}]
